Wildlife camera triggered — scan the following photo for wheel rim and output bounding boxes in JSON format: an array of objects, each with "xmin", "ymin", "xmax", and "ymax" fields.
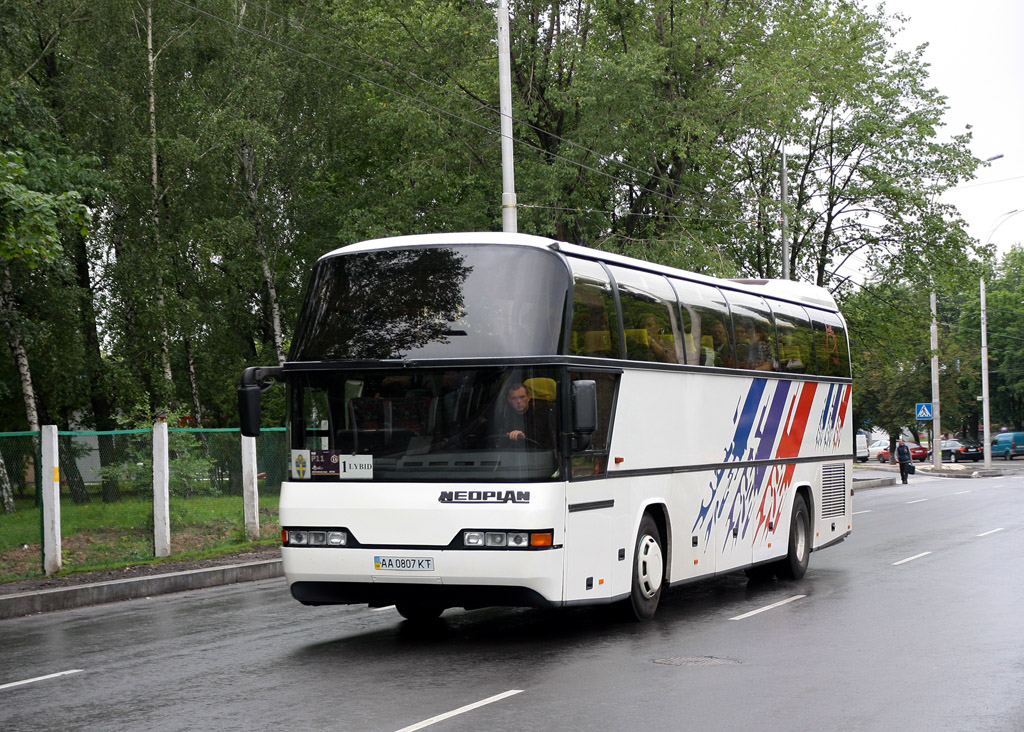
[
  {"xmin": 794, "ymin": 513, "xmax": 808, "ymax": 562},
  {"xmin": 636, "ymin": 534, "xmax": 664, "ymax": 599}
]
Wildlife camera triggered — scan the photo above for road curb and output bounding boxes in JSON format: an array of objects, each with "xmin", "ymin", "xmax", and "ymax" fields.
[
  {"xmin": 852, "ymin": 477, "xmax": 898, "ymax": 490},
  {"xmin": 0, "ymin": 559, "xmax": 283, "ymax": 620}
]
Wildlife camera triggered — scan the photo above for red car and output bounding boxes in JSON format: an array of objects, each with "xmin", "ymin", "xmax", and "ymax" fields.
[{"xmin": 877, "ymin": 443, "xmax": 928, "ymax": 462}]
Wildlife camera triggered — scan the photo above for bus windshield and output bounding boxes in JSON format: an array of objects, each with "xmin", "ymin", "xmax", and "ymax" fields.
[
  {"xmin": 289, "ymin": 245, "xmax": 569, "ymax": 361},
  {"xmin": 288, "ymin": 366, "xmax": 561, "ymax": 482}
]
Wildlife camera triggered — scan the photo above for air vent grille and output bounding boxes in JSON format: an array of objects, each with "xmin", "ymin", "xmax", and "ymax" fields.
[{"xmin": 821, "ymin": 462, "xmax": 847, "ymax": 518}]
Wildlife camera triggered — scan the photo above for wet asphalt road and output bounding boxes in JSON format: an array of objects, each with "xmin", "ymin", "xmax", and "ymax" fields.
[{"xmin": 2, "ymin": 473, "xmax": 1022, "ymax": 732}]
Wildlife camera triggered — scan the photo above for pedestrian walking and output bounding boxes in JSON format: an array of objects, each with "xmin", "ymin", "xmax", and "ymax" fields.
[{"xmin": 896, "ymin": 438, "xmax": 913, "ymax": 484}]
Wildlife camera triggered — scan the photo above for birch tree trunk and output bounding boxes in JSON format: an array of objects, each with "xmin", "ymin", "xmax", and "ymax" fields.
[
  {"xmin": 0, "ymin": 262, "xmax": 38, "ymax": 513},
  {"xmin": 240, "ymin": 140, "xmax": 286, "ymax": 366},
  {"xmin": 145, "ymin": 0, "xmax": 174, "ymax": 389}
]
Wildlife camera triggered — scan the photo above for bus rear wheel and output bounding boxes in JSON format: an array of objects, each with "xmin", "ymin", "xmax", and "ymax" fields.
[
  {"xmin": 776, "ymin": 493, "xmax": 809, "ymax": 580},
  {"xmin": 395, "ymin": 602, "xmax": 444, "ymax": 622},
  {"xmin": 623, "ymin": 513, "xmax": 664, "ymax": 621}
]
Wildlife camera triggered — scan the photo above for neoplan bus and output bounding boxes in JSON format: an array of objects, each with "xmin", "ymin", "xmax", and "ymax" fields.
[{"xmin": 239, "ymin": 232, "xmax": 853, "ymax": 621}]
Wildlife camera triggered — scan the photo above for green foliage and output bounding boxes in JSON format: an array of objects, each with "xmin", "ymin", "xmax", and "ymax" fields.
[{"xmin": 0, "ymin": 0, "xmax": 997, "ymax": 435}]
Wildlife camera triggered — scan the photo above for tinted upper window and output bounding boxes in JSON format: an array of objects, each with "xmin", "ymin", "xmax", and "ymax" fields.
[
  {"xmin": 770, "ymin": 300, "xmax": 815, "ymax": 374},
  {"xmin": 723, "ymin": 291, "xmax": 777, "ymax": 371},
  {"xmin": 289, "ymin": 245, "xmax": 569, "ymax": 360},
  {"xmin": 568, "ymin": 258, "xmax": 621, "ymax": 359},
  {"xmin": 671, "ymin": 279, "xmax": 734, "ymax": 367},
  {"xmin": 609, "ymin": 266, "xmax": 683, "ymax": 364},
  {"xmin": 811, "ymin": 309, "xmax": 851, "ymax": 377}
]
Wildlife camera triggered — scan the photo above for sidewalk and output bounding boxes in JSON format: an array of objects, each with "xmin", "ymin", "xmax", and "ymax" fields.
[{"xmin": 0, "ymin": 549, "xmax": 282, "ymax": 620}]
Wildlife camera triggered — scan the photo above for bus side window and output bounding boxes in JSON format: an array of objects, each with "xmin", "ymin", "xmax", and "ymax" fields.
[
  {"xmin": 771, "ymin": 301, "xmax": 815, "ymax": 374},
  {"xmin": 723, "ymin": 291, "xmax": 777, "ymax": 371},
  {"xmin": 568, "ymin": 258, "xmax": 620, "ymax": 359},
  {"xmin": 609, "ymin": 266, "xmax": 682, "ymax": 364},
  {"xmin": 812, "ymin": 310, "xmax": 851, "ymax": 377},
  {"xmin": 670, "ymin": 279, "xmax": 733, "ymax": 368},
  {"xmin": 569, "ymin": 371, "xmax": 618, "ymax": 479}
]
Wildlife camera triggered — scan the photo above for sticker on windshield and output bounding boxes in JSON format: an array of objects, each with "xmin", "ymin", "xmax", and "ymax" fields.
[{"xmin": 311, "ymin": 451, "xmax": 373, "ymax": 479}]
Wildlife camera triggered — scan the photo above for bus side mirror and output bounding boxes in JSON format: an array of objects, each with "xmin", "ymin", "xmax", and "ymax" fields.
[
  {"xmin": 238, "ymin": 366, "xmax": 284, "ymax": 438},
  {"xmin": 572, "ymin": 380, "xmax": 597, "ymax": 452},
  {"xmin": 239, "ymin": 385, "xmax": 262, "ymax": 437}
]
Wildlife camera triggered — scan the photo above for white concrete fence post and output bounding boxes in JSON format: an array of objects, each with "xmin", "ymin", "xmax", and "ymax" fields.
[
  {"xmin": 41, "ymin": 425, "xmax": 61, "ymax": 575},
  {"xmin": 152, "ymin": 421, "xmax": 171, "ymax": 558},
  {"xmin": 241, "ymin": 435, "xmax": 260, "ymax": 541}
]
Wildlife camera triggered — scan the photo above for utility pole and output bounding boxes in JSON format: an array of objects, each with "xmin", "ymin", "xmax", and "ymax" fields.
[
  {"xmin": 497, "ymin": 0, "xmax": 517, "ymax": 233},
  {"xmin": 981, "ymin": 278, "xmax": 992, "ymax": 468},
  {"xmin": 780, "ymin": 147, "xmax": 789, "ymax": 280},
  {"xmin": 930, "ymin": 291, "xmax": 942, "ymax": 470}
]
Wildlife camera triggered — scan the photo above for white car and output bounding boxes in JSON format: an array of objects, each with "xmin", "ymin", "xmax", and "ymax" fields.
[{"xmin": 867, "ymin": 440, "xmax": 889, "ymax": 460}]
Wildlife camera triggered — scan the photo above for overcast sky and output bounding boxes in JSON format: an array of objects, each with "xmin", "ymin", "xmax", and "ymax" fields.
[{"xmin": 882, "ymin": 0, "xmax": 1024, "ymax": 256}]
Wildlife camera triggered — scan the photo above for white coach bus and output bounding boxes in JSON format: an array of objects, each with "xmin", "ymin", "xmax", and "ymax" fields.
[{"xmin": 239, "ymin": 232, "xmax": 853, "ymax": 621}]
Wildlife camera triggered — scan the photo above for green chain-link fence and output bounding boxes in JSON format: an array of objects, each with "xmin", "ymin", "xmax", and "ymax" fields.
[
  {"xmin": 0, "ymin": 432, "xmax": 41, "ymax": 581},
  {"xmin": 0, "ymin": 428, "xmax": 287, "ymax": 582}
]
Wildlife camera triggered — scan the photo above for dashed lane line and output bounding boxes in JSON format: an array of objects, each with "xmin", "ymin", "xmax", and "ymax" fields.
[
  {"xmin": 730, "ymin": 595, "xmax": 806, "ymax": 621},
  {"xmin": 0, "ymin": 670, "xmax": 83, "ymax": 691},
  {"xmin": 892, "ymin": 552, "xmax": 932, "ymax": 566},
  {"xmin": 394, "ymin": 690, "xmax": 524, "ymax": 732}
]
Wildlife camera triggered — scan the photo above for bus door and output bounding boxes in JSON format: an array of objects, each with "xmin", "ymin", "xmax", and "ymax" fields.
[{"xmin": 563, "ymin": 371, "xmax": 618, "ymax": 604}]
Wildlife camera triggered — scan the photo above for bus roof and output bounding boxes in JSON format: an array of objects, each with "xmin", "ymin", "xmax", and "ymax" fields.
[{"xmin": 323, "ymin": 232, "xmax": 839, "ymax": 313}]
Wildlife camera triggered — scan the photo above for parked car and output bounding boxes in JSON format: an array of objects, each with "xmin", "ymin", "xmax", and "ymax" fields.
[
  {"xmin": 867, "ymin": 440, "xmax": 889, "ymax": 460},
  {"xmin": 940, "ymin": 439, "xmax": 982, "ymax": 463},
  {"xmin": 877, "ymin": 442, "xmax": 928, "ymax": 462},
  {"xmin": 991, "ymin": 431, "xmax": 1024, "ymax": 460}
]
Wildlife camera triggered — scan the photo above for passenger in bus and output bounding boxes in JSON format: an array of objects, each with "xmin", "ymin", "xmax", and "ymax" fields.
[
  {"xmin": 493, "ymin": 382, "xmax": 555, "ymax": 449},
  {"xmin": 749, "ymin": 329, "xmax": 775, "ymax": 371},
  {"xmin": 702, "ymin": 320, "xmax": 732, "ymax": 367},
  {"xmin": 641, "ymin": 314, "xmax": 677, "ymax": 363}
]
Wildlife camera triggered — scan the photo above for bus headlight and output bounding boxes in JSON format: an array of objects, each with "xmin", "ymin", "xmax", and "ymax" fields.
[
  {"xmin": 463, "ymin": 531, "xmax": 485, "ymax": 546},
  {"xmin": 461, "ymin": 530, "xmax": 553, "ymax": 549},
  {"xmin": 283, "ymin": 528, "xmax": 349, "ymax": 547},
  {"xmin": 288, "ymin": 530, "xmax": 308, "ymax": 545},
  {"xmin": 485, "ymin": 532, "xmax": 507, "ymax": 547}
]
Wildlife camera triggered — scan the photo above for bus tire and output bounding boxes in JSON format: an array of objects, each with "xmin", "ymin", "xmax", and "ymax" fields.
[
  {"xmin": 624, "ymin": 513, "xmax": 664, "ymax": 621},
  {"xmin": 777, "ymin": 493, "xmax": 809, "ymax": 581},
  {"xmin": 395, "ymin": 602, "xmax": 444, "ymax": 622}
]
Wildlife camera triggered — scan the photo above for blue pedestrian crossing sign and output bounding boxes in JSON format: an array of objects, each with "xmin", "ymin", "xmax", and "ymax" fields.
[{"xmin": 915, "ymin": 403, "xmax": 933, "ymax": 420}]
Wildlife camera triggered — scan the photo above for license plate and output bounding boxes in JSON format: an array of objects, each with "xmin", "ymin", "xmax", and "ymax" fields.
[{"xmin": 374, "ymin": 556, "xmax": 434, "ymax": 571}]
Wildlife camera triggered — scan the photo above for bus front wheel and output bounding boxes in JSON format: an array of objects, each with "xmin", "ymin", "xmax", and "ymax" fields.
[
  {"xmin": 776, "ymin": 494, "xmax": 810, "ymax": 580},
  {"xmin": 624, "ymin": 513, "xmax": 664, "ymax": 621}
]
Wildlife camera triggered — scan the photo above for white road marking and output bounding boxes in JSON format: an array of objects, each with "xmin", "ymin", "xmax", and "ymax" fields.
[
  {"xmin": 906, "ymin": 499, "xmax": 929, "ymax": 504},
  {"xmin": 371, "ymin": 605, "xmax": 396, "ymax": 612},
  {"xmin": 395, "ymin": 689, "xmax": 524, "ymax": 732},
  {"xmin": 893, "ymin": 552, "xmax": 932, "ymax": 566},
  {"xmin": 0, "ymin": 670, "xmax": 83, "ymax": 691},
  {"xmin": 854, "ymin": 510, "xmax": 871, "ymax": 515},
  {"xmin": 954, "ymin": 490, "xmax": 971, "ymax": 495},
  {"xmin": 977, "ymin": 528, "xmax": 1004, "ymax": 537},
  {"xmin": 730, "ymin": 595, "xmax": 806, "ymax": 621}
]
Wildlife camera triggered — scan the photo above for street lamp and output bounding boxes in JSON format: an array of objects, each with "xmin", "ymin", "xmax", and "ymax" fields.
[{"xmin": 980, "ymin": 206, "xmax": 1023, "ymax": 469}]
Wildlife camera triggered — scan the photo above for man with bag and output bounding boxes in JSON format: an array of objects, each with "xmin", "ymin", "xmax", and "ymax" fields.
[{"xmin": 896, "ymin": 438, "xmax": 913, "ymax": 484}]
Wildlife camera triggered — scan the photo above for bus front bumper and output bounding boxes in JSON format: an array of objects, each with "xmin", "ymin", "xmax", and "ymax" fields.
[{"xmin": 281, "ymin": 546, "xmax": 565, "ymax": 610}]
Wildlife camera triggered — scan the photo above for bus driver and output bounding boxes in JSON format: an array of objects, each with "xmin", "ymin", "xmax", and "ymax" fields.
[{"xmin": 496, "ymin": 382, "xmax": 555, "ymax": 449}]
